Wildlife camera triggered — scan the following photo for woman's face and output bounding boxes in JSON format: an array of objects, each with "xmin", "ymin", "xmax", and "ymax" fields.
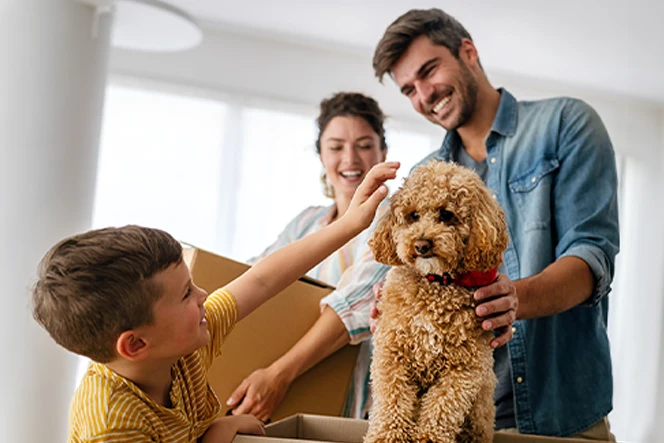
[{"xmin": 319, "ymin": 116, "xmax": 386, "ymax": 203}]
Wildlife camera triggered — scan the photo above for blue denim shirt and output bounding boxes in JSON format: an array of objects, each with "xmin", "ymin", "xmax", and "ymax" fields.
[{"xmin": 417, "ymin": 89, "xmax": 620, "ymax": 437}]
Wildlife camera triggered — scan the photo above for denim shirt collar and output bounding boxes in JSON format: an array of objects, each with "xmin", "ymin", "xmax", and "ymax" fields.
[{"xmin": 439, "ymin": 88, "xmax": 518, "ymax": 160}]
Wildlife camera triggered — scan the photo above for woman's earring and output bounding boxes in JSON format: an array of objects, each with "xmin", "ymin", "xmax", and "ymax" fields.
[{"xmin": 321, "ymin": 173, "xmax": 335, "ymax": 199}]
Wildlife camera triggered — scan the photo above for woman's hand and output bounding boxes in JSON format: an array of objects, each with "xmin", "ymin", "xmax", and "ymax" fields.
[
  {"xmin": 199, "ymin": 415, "xmax": 264, "ymax": 443},
  {"xmin": 226, "ymin": 366, "xmax": 292, "ymax": 422},
  {"xmin": 369, "ymin": 282, "xmax": 383, "ymax": 334}
]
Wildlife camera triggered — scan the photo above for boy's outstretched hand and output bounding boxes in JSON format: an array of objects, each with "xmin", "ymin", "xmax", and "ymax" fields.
[{"xmin": 343, "ymin": 162, "xmax": 400, "ymax": 230}]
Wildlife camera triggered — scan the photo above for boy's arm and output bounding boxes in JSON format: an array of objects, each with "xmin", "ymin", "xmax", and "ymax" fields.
[{"xmin": 226, "ymin": 162, "xmax": 399, "ymax": 321}]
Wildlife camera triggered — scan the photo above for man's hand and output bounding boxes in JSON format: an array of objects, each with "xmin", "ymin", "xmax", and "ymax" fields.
[
  {"xmin": 199, "ymin": 415, "xmax": 264, "ymax": 443},
  {"xmin": 370, "ymin": 276, "xmax": 518, "ymax": 348},
  {"xmin": 473, "ymin": 273, "xmax": 518, "ymax": 348},
  {"xmin": 226, "ymin": 366, "xmax": 291, "ymax": 422}
]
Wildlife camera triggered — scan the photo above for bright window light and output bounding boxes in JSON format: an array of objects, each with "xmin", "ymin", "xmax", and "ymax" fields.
[{"xmin": 92, "ymin": 85, "xmax": 227, "ymax": 248}]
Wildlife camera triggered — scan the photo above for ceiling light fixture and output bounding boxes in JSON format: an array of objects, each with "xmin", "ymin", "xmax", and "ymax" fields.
[{"xmin": 79, "ymin": 0, "xmax": 203, "ymax": 52}]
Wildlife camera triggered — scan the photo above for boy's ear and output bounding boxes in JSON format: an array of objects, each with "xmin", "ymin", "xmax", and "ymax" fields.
[{"xmin": 116, "ymin": 330, "xmax": 149, "ymax": 361}]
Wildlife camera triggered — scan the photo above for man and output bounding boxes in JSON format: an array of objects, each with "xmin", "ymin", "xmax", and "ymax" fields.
[{"xmin": 372, "ymin": 8, "xmax": 619, "ymax": 440}]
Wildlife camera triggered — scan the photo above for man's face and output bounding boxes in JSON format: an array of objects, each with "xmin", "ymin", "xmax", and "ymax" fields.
[{"xmin": 391, "ymin": 36, "xmax": 479, "ymax": 131}]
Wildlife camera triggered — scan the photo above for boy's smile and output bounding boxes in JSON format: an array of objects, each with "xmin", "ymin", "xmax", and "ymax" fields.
[{"xmin": 143, "ymin": 260, "xmax": 210, "ymax": 361}]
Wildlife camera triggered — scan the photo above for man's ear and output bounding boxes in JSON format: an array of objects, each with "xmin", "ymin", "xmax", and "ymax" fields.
[
  {"xmin": 116, "ymin": 330, "xmax": 149, "ymax": 361},
  {"xmin": 459, "ymin": 38, "xmax": 479, "ymax": 66}
]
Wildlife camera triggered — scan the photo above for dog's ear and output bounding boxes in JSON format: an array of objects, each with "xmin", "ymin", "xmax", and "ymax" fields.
[
  {"xmin": 369, "ymin": 210, "xmax": 402, "ymax": 266},
  {"xmin": 463, "ymin": 186, "xmax": 509, "ymax": 271}
]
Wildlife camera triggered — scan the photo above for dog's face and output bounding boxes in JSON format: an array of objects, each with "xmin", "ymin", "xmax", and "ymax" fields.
[{"xmin": 370, "ymin": 161, "xmax": 508, "ymax": 275}]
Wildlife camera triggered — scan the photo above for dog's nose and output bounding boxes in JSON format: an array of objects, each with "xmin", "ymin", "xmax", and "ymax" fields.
[{"xmin": 414, "ymin": 239, "xmax": 433, "ymax": 256}]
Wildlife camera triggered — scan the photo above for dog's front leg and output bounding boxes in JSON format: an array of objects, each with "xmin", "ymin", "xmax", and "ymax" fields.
[
  {"xmin": 364, "ymin": 366, "xmax": 419, "ymax": 443},
  {"xmin": 415, "ymin": 368, "xmax": 485, "ymax": 443}
]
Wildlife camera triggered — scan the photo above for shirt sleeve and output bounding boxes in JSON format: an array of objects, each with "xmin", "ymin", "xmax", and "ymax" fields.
[
  {"xmin": 202, "ymin": 288, "xmax": 239, "ymax": 364},
  {"xmin": 554, "ymin": 99, "xmax": 620, "ymax": 306},
  {"xmin": 87, "ymin": 431, "xmax": 154, "ymax": 442},
  {"xmin": 320, "ymin": 211, "xmax": 390, "ymax": 345}
]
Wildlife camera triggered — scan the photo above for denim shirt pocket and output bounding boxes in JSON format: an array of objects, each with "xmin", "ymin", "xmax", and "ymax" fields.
[{"xmin": 508, "ymin": 158, "xmax": 560, "ymax": 232}]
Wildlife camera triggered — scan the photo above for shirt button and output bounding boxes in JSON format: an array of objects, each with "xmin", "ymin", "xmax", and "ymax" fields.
[
  {"xmin": 490, "ymin": 157, "xmax": 496, "ymax": 164},
  {"xmin": 492, "ymin": 194, "xmax": 497, "ymax": 200},
  {"xmin": 512, "ymin": 326, "xmax": 516, "ymax": 334},
  {"xmin": 517, "ymin": 377, "xmax": 524, "ymax": 383},
  {"xmin": 531, "ymin": 177, "xmax": 537, "ymax": 183}
]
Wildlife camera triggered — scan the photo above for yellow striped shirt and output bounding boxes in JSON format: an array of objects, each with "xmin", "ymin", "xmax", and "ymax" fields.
[{"xmin": 68, "ymin": 288, "xmax": 238, "ymax": 442}]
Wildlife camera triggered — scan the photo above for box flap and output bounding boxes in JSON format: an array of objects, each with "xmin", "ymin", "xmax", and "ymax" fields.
[
  {"xmin": 494, "ymin": 432, "xmax": 612, "ymax": 443},
  {"xmin": 270, "ymin": 415, "xmax": 367, "ymax": 442},
  {"xmin": 235, "ymin": 414, "xmax": 613, "ymax": 443}
]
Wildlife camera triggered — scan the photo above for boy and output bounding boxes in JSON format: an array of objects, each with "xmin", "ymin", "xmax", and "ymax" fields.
[{"xmin": 32, "ymin": 162, "xmax": 399, "ymax": 443}]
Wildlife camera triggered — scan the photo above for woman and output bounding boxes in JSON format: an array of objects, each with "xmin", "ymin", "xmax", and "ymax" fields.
[{"xmin": 226, "ymin": 92, "xmax": 390, "ymax": 421}]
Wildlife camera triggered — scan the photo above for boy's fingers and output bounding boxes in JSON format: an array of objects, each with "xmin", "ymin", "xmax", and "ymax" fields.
[
  {"xmin": 364, "ymin": 185, "xmax": 388, "ymax": 209},
  {"xmin": 363, "ymin": 163, "xmax": 399, "ymax": 187}
]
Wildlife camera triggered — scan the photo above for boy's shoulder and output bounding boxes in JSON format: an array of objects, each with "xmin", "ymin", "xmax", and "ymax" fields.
[{"xmin": 69, "ymin": 363, "xmax": 154, "ymax": 440}]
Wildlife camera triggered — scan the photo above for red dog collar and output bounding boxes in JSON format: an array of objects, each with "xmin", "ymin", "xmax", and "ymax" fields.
[{"xmin": 425, "ymin": 268, "xmax": 498, "ymax": 288}]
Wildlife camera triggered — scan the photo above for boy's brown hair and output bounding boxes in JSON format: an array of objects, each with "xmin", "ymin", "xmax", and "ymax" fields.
[
  {"xmin": 32, "ymin": 225, "xmax": 183, "ymax": 363},
  {"xmin": 373, "ymin": 8, "xmax": 477, "ymax": 82}
]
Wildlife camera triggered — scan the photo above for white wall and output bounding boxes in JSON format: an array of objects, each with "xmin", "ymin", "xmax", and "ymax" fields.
[
  {"xmin": 654, "ymin": 111, "xmax": 664, "ymax": 441},
  {"xmin": 110, "ymin": 24, "xmax": 664, "ymax": 442},
  {"xmin": 0, "ymin": 1, "xmax": 112, "ymax": 442}
]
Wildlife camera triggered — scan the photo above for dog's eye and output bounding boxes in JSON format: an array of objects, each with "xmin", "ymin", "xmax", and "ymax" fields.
[
  {"xmin": 439, "ymin": 208, "xmax": 455, "ymax": 223},
  {"xmin": 406, "ymin": 211, "xmax": 420, "ymax": 223}
]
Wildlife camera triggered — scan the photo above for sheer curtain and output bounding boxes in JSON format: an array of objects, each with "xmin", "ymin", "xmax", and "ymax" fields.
[
  {"xmin": 607, "ymin": 154, "xmax": 664, "ymax": 442},
  {"xmin": 92, "ymin": 85, "xmax": 228, "ymax": 245}
]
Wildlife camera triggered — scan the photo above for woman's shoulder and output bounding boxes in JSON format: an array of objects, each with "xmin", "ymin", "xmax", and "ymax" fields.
[
  {"xmin": 284, "ymin": 204, "xmax": 336, "ymax": 237},
  {"xmin": 293, "ymin": 204, "xmax": 335, "ymax": 224}
]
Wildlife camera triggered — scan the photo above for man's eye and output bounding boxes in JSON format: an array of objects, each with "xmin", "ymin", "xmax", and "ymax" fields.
[
  {"xmin": 423, "ymin": 65, "xmax": 437, "ymax": 78},
  {"xmin": 406, "ymin": 211, "xmax": 420, "ymax": 223},
  {"xmin": 439, "ymin": 208, "xmax": 455, "ymax": 223}
]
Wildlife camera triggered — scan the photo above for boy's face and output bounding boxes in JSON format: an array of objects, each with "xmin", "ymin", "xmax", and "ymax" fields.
[{"xmin": 142, "ymin": 260, "xmax": 210, "ymax": 360}]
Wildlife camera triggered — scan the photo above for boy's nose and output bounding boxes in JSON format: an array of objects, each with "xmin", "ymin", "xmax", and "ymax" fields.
[{"xmin": 198, "ymin": 287, "xmax": 209, "ymax": 302}]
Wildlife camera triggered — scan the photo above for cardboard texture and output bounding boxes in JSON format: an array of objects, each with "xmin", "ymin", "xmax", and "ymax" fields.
[
  {"xmin": 183, "ymin": 247, "xmax": 360, "ymax": 421},
  {"xmin": 233, "ymin": 414, "xmax": 614, "ymax": 443}
]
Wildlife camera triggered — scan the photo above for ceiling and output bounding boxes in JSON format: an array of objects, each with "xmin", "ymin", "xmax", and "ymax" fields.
[{"xmin": 166, "ymin": 0, "xmax": 664, "ymax": 106}]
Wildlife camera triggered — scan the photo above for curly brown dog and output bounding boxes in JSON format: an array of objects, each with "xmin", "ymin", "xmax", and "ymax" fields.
[{"xmin": 365, "ymin": 160, "xmax": 509, "ymax": 443}]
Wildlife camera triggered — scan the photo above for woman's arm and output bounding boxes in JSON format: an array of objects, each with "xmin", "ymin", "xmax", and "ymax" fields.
[{"xmin": 226, "ymin": 306, "xmax": 349, "ymax": 421}]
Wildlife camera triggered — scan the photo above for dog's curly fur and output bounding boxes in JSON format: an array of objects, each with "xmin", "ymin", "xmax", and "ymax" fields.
[{"xmin": 365, "ymin": 161, "xmax": 509, "ymax": 443}]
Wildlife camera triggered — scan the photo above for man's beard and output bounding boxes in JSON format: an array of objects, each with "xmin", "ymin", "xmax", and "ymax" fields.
[{"xmin": 446, "ymin": 60, "xmax": 479, "ymax": 131}]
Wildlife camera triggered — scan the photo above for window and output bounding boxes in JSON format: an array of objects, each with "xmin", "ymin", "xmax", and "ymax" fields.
[{"xmin": 93, "ymin": 85, "xmax": 227, "ymax": 248}]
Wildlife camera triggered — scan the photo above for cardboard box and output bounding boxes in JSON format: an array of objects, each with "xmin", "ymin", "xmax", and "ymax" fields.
[
  {"xmin": 183, "ymin": 247, "xmax": 360, "ymax": 421},
  {"xmin": 233, "ymin": 414, "xmax": 614, "ymax": 443}
]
